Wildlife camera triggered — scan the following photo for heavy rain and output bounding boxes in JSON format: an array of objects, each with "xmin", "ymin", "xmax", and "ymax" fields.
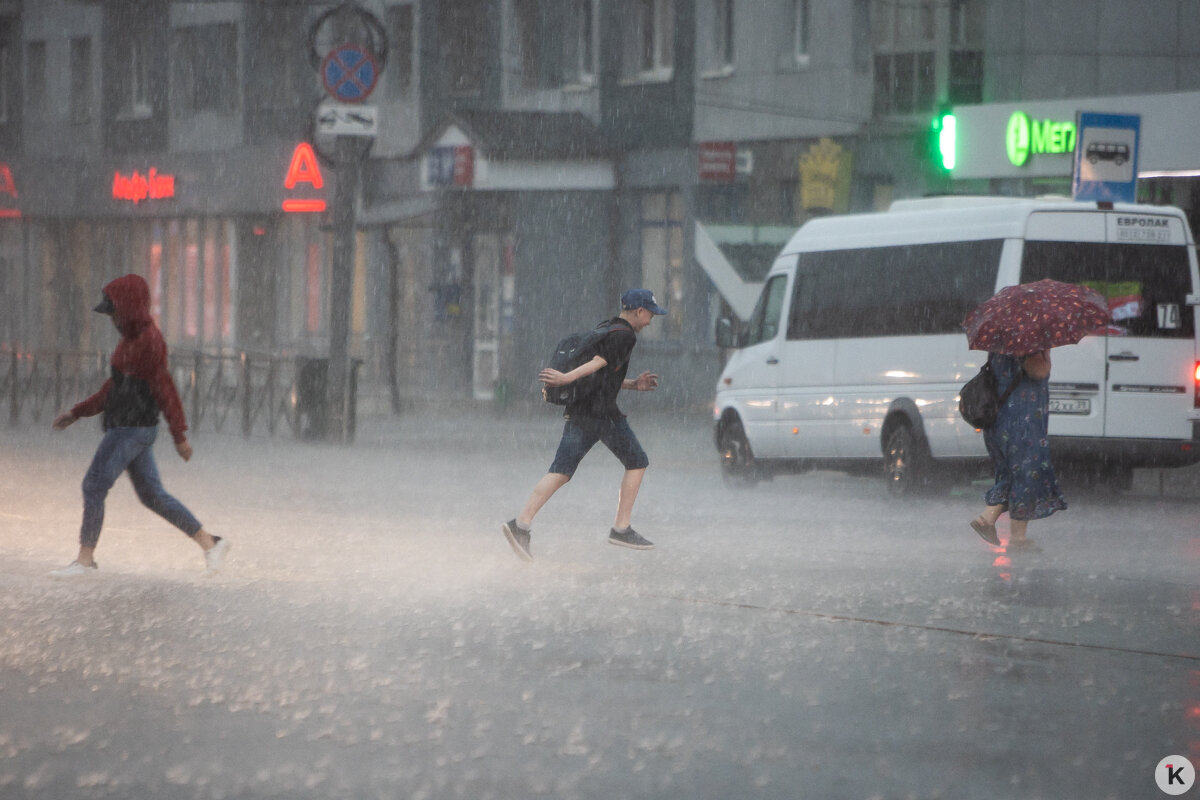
[{"xmin": 2, "ymin": 2, "xmax": 1199, "ymax": 799}]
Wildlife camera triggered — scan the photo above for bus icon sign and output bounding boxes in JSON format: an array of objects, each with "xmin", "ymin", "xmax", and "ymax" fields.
[{"xmin": 1073, "ymin": 111, "xmax": 1139, "ymax": 203}]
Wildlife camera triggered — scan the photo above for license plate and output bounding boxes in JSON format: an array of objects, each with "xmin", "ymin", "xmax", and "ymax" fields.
[{"xmin": 1049, "ymin": 397, "xmax": 1090, "ymax": 415}]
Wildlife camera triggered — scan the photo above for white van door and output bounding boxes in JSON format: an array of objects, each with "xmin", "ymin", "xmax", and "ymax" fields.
[
  {"xmin": 1020, "ymin": 211, "xmax": 1196, "ymax": 441},
  {"xmin": 724, "ymin": 272, "xmax": 790, "ymax": 458},
  {"xmin": 1099, "ymin": 214, "xmax": 1195, "ymax": 439},
  {"xmin": 775, "ymin": 268, "xmax": 838, "ymax": 458}
]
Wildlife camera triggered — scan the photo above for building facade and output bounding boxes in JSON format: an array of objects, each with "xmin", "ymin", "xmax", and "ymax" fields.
[{"xmin": 2, "ymin": 0, "xmax": 1200, "ymax": 416}]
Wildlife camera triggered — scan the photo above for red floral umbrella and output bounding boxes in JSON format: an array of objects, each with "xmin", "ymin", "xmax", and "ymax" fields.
[{"xmin": 963, "ymin": 279, "xmax": 1111, "ymax": 356}]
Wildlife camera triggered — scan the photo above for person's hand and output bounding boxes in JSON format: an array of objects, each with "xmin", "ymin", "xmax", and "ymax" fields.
[
  {"xmin": 538, "ymin": 368, "xmax": 569, "ymax": 387},
  {"xmin": 52, "ymin": 411, "xmax": 77, "ymax": 431},
  {"xmin": 175, "ymin": 439, "xmax": 193, "ymax": 462},
  {"xmin": 1023, "ymin": 350, "xmax": 1052, "ymax": 380},
  {"xmin": 632, "ymin": 371, "xmax": 659, "ymax": 391}
]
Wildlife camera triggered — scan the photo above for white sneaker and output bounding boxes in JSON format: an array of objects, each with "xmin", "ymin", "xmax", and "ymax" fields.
[
  {"xmin": 204, "ymin": 537, "xmax": 231, "ymax": 574},
  {"xmin": 50, "ymin": 561, "xmax": 98, "ymax": 578}
]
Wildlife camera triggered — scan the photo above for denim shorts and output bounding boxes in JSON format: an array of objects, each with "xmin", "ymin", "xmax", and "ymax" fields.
[{"xmin": 549, "ymin": 415, "xmax": 650, "ymax": 478}]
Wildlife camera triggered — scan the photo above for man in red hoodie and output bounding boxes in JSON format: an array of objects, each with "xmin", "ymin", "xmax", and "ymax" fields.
[{"xmin": 50, "ymin": 274, "xmax": 229, "ymax": 576}]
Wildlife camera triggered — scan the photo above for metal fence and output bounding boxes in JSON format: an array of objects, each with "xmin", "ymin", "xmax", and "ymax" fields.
[{"xmin": 1, "ymin": 348, "xmax": 303, "ymax": 438}]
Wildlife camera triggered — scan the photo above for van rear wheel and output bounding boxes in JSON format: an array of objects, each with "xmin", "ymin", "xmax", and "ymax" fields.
[
  {"xmin": 719, "ymin": 416, "xmax": 759, "ymax": 488},
  {"xmin": 883, "ymin": 423, "xmax": 928, "ymax": 497}
]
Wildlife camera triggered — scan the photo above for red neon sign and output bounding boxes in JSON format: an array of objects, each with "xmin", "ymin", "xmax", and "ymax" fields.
[
  {"xmin": 282, "ymin": 142, "xmax": 326, "ymax": 213},
  {"xmin": 0, "ymin": 163, "xmax": 17, "ymax": 198},
  {"xmin": 113, "ymin": 168, "xmax": 175, "ymax": 204},
  {"xmin": 0, "ymin": 162, "xmax": 21, "ymax": 217}
]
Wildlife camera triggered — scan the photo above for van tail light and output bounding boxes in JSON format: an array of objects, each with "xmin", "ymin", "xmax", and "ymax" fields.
[{"xmin": 1195, "ymin": 362, "xmax": 1200, "ymax": 407}]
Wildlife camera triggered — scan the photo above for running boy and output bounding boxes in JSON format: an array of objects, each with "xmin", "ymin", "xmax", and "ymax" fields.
[{"xmin": 502, "ymin": 288, "xmax": 665, "ymax": 561}]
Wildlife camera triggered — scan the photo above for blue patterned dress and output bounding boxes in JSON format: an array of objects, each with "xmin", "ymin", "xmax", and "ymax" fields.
[{"xmin": 983, "ymin": 353, "xmax": 1068, "ymax": 521}]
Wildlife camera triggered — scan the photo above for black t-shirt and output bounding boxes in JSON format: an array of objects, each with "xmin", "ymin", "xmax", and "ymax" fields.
[
  {"xmin": 566, "ymin": 317, "xmax": 636, "ymax": 419},
  {"xmin": 103, "ymin": 366, "xmax": 160, "ymax": 430}
]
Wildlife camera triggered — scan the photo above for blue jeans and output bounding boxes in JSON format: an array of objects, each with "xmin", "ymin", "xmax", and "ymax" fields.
[
  {"xmin": 80, "ymin": 426, "xmax": 202, "ymax": 548},
  {"xmin": 549, "ymin": 415, "xmax": 649, "ymax": 478}
]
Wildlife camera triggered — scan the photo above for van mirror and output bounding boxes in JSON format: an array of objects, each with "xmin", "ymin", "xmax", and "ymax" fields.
[{"xmin": 715, "ymin": 317, "xmax": 738, "ymax": 348}]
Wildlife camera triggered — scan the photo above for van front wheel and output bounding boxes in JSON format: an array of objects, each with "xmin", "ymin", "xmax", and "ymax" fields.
[
  {"xmin": 719, "ymin": 417, "xmax": 759, "ymax": 489},
  {"xmin": 883, "ymin": 423, "xmax": 927, "ymax": 497}
]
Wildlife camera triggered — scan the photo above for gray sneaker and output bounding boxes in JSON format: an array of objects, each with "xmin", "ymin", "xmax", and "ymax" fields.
[
  {"xmin": 502, "ymin": 519, "xmax": 533, "ymax": 561},
  {"xmin": 608, "ymin": 527, "xmax": 654, "ymax": 550}
]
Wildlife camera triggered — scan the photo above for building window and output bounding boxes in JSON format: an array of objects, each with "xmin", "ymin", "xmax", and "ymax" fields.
[
  {"xmin": 386, "ymin": 3, "xmax": 414, "ymax": 98},
  {"xmin": 513, "ymin": 0, "xmax": 543, "ymax": 89},
  {"xmin": 950, "ymin": 0, "xmax": 984, "ymax": 46},
  {"xmin": 792, "ymin": 0, "xmax": 810, "ymax": 65},
  {"xmin": 565, "ymin": 0, "xmax": 598, "ymax": 85},
  {"xmin": 25, "ymin": 41, "xmax": 45, "ymax": 118},
  {"xmin": 709, "ymin": 0, "xmax": 734, "ymax": 72},
  {"xmin": 949, "ymin": 0, "xmax": 983, "ymax": 104},
  {"xmin": 172, "ymin": 24, "xmax": 238, "ymax": 115},
  {"xmin": 125, "ymin": 36, "xmax": 152, "ymax": 118},
  {"xmin": 259, "ymin": 6, "xmax": 305, "ymax": 110},
  {"xmin": 877, "ymin": 50, "xmax": 934, "ymax": 114},
  {"xmin": 443, "ymin": 0, "xmax": 486, "ymax": 96},
  {"xmin": 871, "ymin": 0, "xmax": 936, "ymax": 115},
  {"xmin": 0, "ymin": 44, "xmax": 10, "ymax": 124},
  {"xmin": 949, "ymin": 50, "xmax": 982, "ymax": 104},
  {"xmin": 622, "ymin": 0, "xmax": 674, "ymax": 81},
  {"xmin": 639, "ymin": 191, "xmax": 685, "ymax": 341},
  {"xmin": 871, "ymin": 0, "xmax": 982, "ymax": 114},
  {"xmin": 70, "ymin": 37, "xmax": 92, "ymax": 124}
]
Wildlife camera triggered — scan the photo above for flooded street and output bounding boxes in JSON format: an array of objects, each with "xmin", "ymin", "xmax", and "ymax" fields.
[{"xmin": 1, "ymin": 412, "xmax": 1197, "ymax": 799}]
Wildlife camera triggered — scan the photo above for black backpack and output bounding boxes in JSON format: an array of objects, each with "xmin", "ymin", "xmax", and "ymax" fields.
[
  {"xmin": 542, "ymin": 321, "xmax": 615, "ymax": 406},
  {"xmin": 958, "ymin": 354, "xmax": 1023, "ymax": 430}
]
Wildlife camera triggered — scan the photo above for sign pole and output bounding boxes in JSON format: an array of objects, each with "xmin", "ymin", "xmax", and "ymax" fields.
[
  {"xmin": 307, "ymin": 2, "xmax": 386, "ymax": 442},
  {"xmin": 325, "ymin": 137, "xmax": 360, "ymax": 442}
]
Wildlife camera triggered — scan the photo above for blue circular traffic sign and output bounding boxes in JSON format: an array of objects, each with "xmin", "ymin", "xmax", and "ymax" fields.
[{"xmin": 322, "ymin": 44, "xmax": 379, "ymax": 103}]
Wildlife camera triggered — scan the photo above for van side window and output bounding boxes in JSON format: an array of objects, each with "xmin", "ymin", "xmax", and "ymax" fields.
[
  {"xmin": 787, "ymin": 272, "xmax": 817, "ymax": 339},
  {"xmin": 1021, "ymin": 241, "xmax": 1194, "ymax": 338},
  {"xmin": 787, "ymin": 240, "xmax": 1001, "ymax": 339},
  {"xmin": 745, "ymin": 274, "xmax": 788, "ymax": 346}
]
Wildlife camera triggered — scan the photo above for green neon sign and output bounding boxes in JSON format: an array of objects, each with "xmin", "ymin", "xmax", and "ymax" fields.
[
  {"xmin": 933, "ymin": 112, "xmax": 956, "ymax": 171},
  {"xmin": 1006, "ymin": 111, "xmax": 1077, "ymax": 166}
]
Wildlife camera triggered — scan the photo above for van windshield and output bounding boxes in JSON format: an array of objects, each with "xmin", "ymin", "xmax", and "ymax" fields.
[{"xmin": 1019, "ymin": 241, "xmax": 1194, "ymax": 339}]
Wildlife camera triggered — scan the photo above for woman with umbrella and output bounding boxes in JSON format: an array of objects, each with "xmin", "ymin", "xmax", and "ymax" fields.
[{"xmin": 962, "ymin": 280, "xmax": 1110, "ymax": 551}]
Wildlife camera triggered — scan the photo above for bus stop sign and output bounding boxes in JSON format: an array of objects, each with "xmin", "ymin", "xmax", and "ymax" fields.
[
  {"xmin": 1073, "ymin": 111, "xmax": 1140, "ymax": 204},
  {"xmin": 322, "ymin": 44, "xmax": 379, "ymax": 103}
]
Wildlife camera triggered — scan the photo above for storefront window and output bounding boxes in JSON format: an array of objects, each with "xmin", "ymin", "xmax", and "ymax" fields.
[
  {"xmin": 165, "ymin": 220, "xmax": 183, "ymax": 344},
  {"xmin": 184, "ymin": 220, "xmax": 201, "ymax": 340},
  {"xmin": 639, "ymin": 191, "xmax": 684, "ymax": 340},
  {"xmin": 139, "ymin": 217, "xmax": 236, "ymax": 350},
  {"xmin": 279, "ymin": 214, "xmax": 331, "ymax": 346},
  {"xmin": 148, "ymin": 222, "xmax": 164, "ymax": 323}
]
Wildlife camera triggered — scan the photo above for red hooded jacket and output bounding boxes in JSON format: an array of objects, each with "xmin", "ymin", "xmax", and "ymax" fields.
[{"xmin": 71, "ymin": 274, "xmax": 189, "ymax": 444}]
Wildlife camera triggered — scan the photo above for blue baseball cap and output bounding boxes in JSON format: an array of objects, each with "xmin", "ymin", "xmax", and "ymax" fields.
[{"xmin": 621, "ymin": 288, "xmax": 668, "ymax": 315}]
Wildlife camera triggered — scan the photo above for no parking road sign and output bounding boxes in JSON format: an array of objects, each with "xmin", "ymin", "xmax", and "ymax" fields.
[{"xmin": 322, "ymin": 44, "xmax": 379, "ymax": 103}]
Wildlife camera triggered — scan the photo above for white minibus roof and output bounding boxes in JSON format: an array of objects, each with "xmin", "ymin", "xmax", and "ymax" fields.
[{"xmin": 781, "ymin": 196, "xmax": 1193, "ymax": 254}]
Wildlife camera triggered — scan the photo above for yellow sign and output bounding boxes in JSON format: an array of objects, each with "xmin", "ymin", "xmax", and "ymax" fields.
[{"xmin": 799, "ymin": 138, "xmax": 851, "ymax": 212}]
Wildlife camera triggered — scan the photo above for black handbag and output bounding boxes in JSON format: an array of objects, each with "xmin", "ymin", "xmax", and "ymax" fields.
[{"xmin": 959, "ymin": 355, "xmax": 1023, "ymax": 430}]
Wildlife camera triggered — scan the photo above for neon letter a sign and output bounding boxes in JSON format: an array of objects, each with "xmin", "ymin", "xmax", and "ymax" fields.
[{"xmin": 282, "ymin": 143, "xmax": 326, "ymax": 213}]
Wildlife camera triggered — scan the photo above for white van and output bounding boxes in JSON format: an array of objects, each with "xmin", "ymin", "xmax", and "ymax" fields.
[{"xmin": 712, "ymin": 196, "xmax": 1200, "ymax": 494}]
